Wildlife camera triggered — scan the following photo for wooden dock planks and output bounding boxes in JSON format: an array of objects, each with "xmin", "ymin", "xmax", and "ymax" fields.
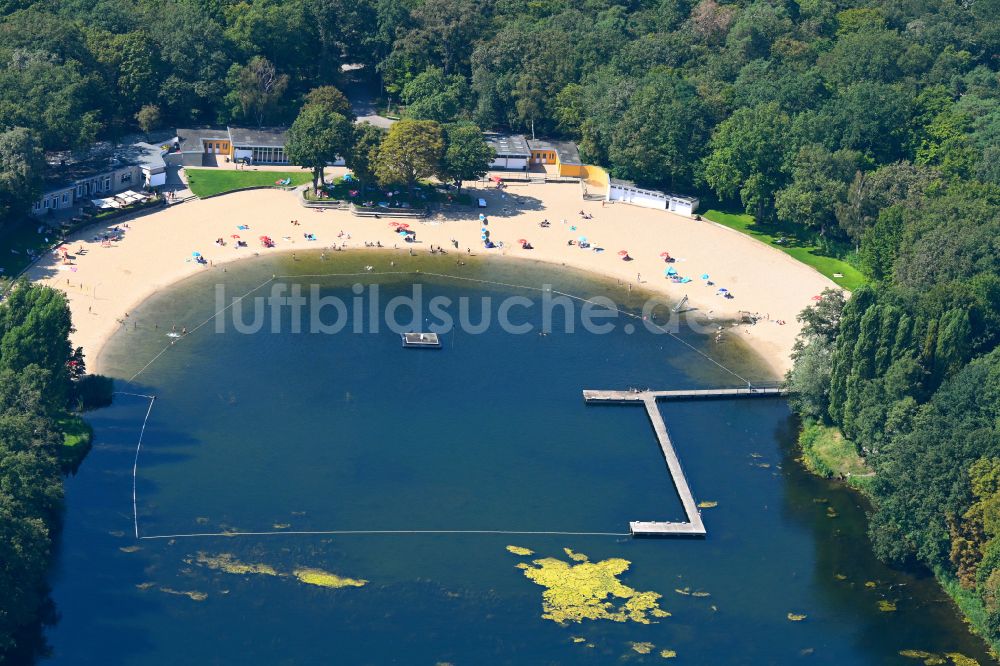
[
  {"xmin": 631, "ymin": 395, "xmax": 706, "ymax": 536},
  {"xmin": 582, "ymin": 384, "xmax": 787, "ymax": 537}
]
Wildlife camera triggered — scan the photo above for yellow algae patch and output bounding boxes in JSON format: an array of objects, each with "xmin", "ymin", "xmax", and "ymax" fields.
[
  {"xmin": 195, "ymin": 552, "xmax": 278, "ymax": 576},
  {"xmin": 691, "ymin": 591, "xmax": 711, "ymax": 598},
  {"xmin": 826, "ymin": 507, "xmax": 839, "ymax": 518},
  {"xmin": 675, "ymin": 587, "xmax": 691, "ymax": 596},
  {"xmin": 697, "ymin": 501, "xmax": 718, "ymax": 509},
  {"xmin": 272, "ymin": 523, "xmax": 291, "ymax": 529},
  {"xmin": 878, "ymin": 599, "xmax": 897, "ymax": 612},
  {"xmin": 631, "ymin": 642, "xmax": 655, "ymax": 654},
  {"xmin": 626, "ymin": 591, "xmax": 671, "ymax": 619},
  {"xmin": 564, "ymin": 548, "xmax": 589, "ymax": 562},
  {"xmin": 119, "ymin": 545, "xmax": 141, "ymax": 553},
  {"xmin": 135, "ymin": 582, "xmax": 155, "ymax": 591},
  {"xmin": 900, "ymin": 650, "xmax": 943, "ymax": 664},
  {"xmin": 293, "ymin": 568, "xmax": 367, "ymax": 589},
  {"xmin": 571, "ymin": 637, "xmax": 586, "ymax": 643},
  {"xmin": 660, "ymin": 649, "xmax": 677, "ymax": 659},
  {"xmin": 506, "ymin": 545, "xmax": 535, "ymax": 556},
  {"xmin": 946, "ymin": 654, "xmax": 980, "ymax": 666},
  {"xmin": 864, "ymin": 581, "xmax": 877, "ymax": 588},
  {"xmin": 787, "ymin": 613, "xmax": 807, "ymax": 621},
  {"xmin": 160, "ymin": 587, "xmax": 207, "ymax": 601},
  {"xmin": 899, "ymin": 650, "xmax": 935, "ymax": 659},
  {"xmin": 516, "ymin": 551, "xmax": 669, "ymax": 625},
  {"xmin": 834, "ymin": 573, "xmax": 847, "ymax": 581}
]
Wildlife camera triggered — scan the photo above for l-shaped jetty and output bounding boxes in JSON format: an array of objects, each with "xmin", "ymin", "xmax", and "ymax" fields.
[{"xmin": 583, "ymin": 385, "xmax": 787, "ymax": 537}]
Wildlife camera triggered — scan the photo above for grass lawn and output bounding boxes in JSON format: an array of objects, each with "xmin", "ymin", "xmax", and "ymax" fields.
[
  {"xmin": 185, "ymin": 169, "xmax": 312, "ymax": 198},
  {"xmin": 0, "ymin": 218, "xmax": 62, "ymax": 280},
  {"xmin": 702, "ymin": 210, "xmax": 866, "ymax": 291},
  {"xmin": 57, "ymin": 414, "xmax": 93, "ymax": 472},
  {"xmin": 798, "ymin": 422, "xmax": 872, "ymax": 491}
]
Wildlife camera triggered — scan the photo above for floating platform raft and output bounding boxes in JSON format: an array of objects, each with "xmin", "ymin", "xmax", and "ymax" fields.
[{"xmin": 401, "ymin": 332, "xmax": 442, "ymax": 348}]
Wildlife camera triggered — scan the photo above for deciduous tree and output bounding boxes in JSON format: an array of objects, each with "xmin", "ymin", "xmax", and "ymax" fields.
[{"xmin": 374, "ymin": 119, "xmax": 444, "ymax": 197}]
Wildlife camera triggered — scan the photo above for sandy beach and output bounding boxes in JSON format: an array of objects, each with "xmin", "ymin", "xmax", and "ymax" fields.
[{"xmin": 25, "ymin": 181, "xmax": 836, "ymax": 378}]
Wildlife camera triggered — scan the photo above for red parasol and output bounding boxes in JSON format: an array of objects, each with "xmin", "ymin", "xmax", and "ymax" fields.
[
  {"xmin": 231, "ymin": 234, "xmax": 240, "ymax": 239},
  {"xmin": 517, "ymin": 238, "xmax": 528, "ymax": 244},
  {"xmin": 812, "ymin": 295, "xmax": 823, "ymax": 301},
  {"xmin": 659, "ymin": 251, "xmax": 671, "ymax": 258},
  {"xmin": 618, "ymin": 250, "xmax": 630, "ymax": 256},
  {"xmin": 397, "ymin": 223, "xmax": 410, "ymax": 229}
]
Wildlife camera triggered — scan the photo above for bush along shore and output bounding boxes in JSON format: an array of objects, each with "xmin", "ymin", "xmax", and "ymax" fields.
[
  {"xmin": 0, "ymin": 280, "xmax": 112, "ymax": 662},
  {"xmin": 788, "ymin": 263, "xmax": 1000, "ymax": 655}
]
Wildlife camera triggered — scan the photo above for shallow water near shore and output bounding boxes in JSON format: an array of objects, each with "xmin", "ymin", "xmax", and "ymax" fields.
[{"xmin": 44, "ymin": 251, "xmax": 993, "ymax": 664}]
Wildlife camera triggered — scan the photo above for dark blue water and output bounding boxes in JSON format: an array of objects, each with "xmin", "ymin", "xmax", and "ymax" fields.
[{"xmin": 43, "ymin": 252, "xmax": 993, "ymax": 665}]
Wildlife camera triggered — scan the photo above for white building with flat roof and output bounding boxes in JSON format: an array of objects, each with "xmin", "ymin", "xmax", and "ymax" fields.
[
  {"xmin": 484, "ymin": 133, "xmax": 530, "ymax": 171},
  {"xmin": 607, "ymin": 178, "xmax": 699, "ymax": 216}
]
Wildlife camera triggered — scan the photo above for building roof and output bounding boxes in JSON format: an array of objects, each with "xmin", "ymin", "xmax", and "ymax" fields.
[
  {"xmin": 42, "ymin": 142, "xmax": 165, "ymax": 192},
  {"xmin": 132, "ymin": 142, "xmax": 167, "ymax": 173},
  {"xmin": 484, "ymin": 133, "xmax": 530, "ymax": 157},
  {"xmin": 176, "ymin": 127, "xmax": 230, "ymax": 153},
  {"xmin": 527, "ymin": 138, "xmax": 582, "ymax": 165},
  {"xmin": 552, "ymin": 140, "xmax": 581, "ymax": 165},
  {"xmin": 228, "ymin": 126, "xmax": 288, "ymax": 148}
]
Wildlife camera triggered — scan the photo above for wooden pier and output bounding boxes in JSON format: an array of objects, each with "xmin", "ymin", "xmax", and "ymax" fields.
[
  {"xmin": 583, "ymin": 386, "xmax": 786, "ymax": 404},
  {"xmin": 583, "ymin": 385, "xmax": 786, "ymax": 537}
]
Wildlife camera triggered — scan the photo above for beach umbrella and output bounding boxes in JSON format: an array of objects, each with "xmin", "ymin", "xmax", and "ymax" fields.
[
  {"xmin": 618, "ymin": 250, "xmax": 629, "ymax": 256},
  {"xmin": 578, "ymin": 236, "xmax": 587, "ymax": 242},
  {"xmin": 517, "ymin": 239, "xmax": 527, "ymax": 244},
  {"xmin": 479, "ymin": 214, "xmax": 486, "ymax": 220},
  {"xmin": 192, "ymin": 251, "xmax": 201, "ymax": 257},
  {"xmin": 397, "ymin": 223, "xmax": 410, "ymax": 229},
  {"xmin": 701, "ymin": 274, "xmax": 709, "ymax": 280},
  {"xmin": 659, "ymin": 252, "xmax": 671, "ymax": 258},
  {"xmin": 231, "ymin": 234, "xmax": 240, "ymax": 239},
  {"xmin": 717, "ymin": 288, "xmax": 728, "ymax": 292},
  {"xmin": 666, "ymin": 267, "xmax": 677, "ymax": 276},
  {"xmin": 811, "ymin": 295, "xmax": 823, "ymax": 301}
]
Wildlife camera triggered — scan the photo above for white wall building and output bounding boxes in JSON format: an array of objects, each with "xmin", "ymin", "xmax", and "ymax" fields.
[
  {"xmin": 484, "ymin": 133, "xmax": 530, "ymax": 171},
  {"xmin": 607, "ymin": 178, "xmax": 699, "ymax": 216}
]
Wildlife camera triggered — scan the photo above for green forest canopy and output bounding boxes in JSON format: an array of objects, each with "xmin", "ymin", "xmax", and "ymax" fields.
[
  {"xmin": 0, "ymin": 282, "xmax": 101, "ymax": 662},
  {"xmin": 1, "ymin": 0, "xmax": 998, "ymax": 237}
]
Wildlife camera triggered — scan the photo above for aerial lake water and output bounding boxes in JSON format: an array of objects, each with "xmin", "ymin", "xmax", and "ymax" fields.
[{"xmin": 43, "ymin": 251, "xmax": 994, "ymax": 664}]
